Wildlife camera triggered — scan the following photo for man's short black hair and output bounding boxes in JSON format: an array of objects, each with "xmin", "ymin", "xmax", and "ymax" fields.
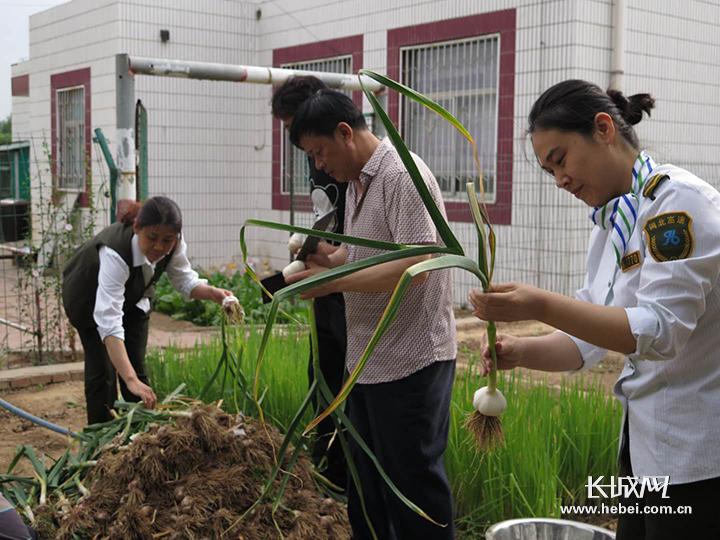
[
  {"xmin": 289, "ymin": 89, "xmax": 367, "ymax": 147},
  {"xmin": 271, "ymin": 75, "xmax": 328, "ymax": 119}
]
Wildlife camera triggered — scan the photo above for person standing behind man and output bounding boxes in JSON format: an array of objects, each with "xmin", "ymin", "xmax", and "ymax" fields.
[
  {"xmin": 271, "ymin": 76, "xmax": 348, "ymax": 490},
  {"xmin": 285, "ymin": 89, "xmax": 456, "ymax": 540}
]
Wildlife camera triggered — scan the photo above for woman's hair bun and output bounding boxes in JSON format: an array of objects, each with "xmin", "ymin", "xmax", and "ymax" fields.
[
  {"xmin": 607, "ymin": 88, "xmax": 655, "ymax": 126},
  {"xmin": 117, "ymin": 199, "xmax": 142, "ymax": 225}
]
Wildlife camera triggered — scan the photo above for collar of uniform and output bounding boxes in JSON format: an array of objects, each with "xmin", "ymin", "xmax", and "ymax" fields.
[
  {"xmin": 358, "ymin": 137, "xmax": 392, "ymax": 185},
  {"xmin": 131, "ymin": 234, "xmax": 157, "ymax": 270}
]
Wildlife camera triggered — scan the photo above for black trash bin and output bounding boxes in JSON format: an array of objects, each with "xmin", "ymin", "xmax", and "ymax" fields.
[{"xmin": 0, "ymin": 199, "xmax": 30, "ymax": 242}]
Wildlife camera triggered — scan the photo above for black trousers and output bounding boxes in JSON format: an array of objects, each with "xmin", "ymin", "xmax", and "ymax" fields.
[
  {"xmin": 77, "ymin": 307, "xmax": 150, "ymax": 424},
  {"xmin": 308, "ymin": 292, "xmax": 348, "ymax": 488},
  {"xmin": 347, "ymin": 361, "xmax": 456, "ymax": 540},
  {"xmin": 616, "ymin": 419, "xmax": 720, "ymax": 540}
]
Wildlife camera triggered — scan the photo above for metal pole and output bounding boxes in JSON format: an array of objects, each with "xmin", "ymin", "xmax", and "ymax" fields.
[
  {"xmin": 93, "ymin": 128, "xmax": 118, "ymax": 222},
  {"xmin": 0, "ymin": 316, "xmax": 34, "ymax": 334},
  {"xmin": 115, "ymin": 54, "xmax": 137, "ymax": 205},
  {"xmin": 127, "ymin": 56, "xmax": 384, "ymax": 92}
]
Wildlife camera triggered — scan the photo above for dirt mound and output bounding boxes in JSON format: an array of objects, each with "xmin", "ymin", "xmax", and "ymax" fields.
[{"xmin": 37, "ymin": 405, "xmax": 349, "ymax": 539}]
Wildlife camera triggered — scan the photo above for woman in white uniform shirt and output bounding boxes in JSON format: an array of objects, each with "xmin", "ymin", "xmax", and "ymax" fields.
[
  {"xmin": 62, "ymin": 196, "xmax": 232, "ymax": 424},
  {"xmin": 469, "ymin": 80, "xmax": 720, "ymax": 539}
]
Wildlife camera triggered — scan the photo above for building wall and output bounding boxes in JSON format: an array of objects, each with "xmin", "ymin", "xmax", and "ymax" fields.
[
  {"xmin": 11, "ymin": 0, "xmax": 123, "ymax": 255},
  {"xmin": 116, "ymin": 0, "xmax": 262, "ymax": 267},
  {"xmin": 256, "ymin": 0, "xmax": 604, "ymax": 304},
  {"xmin": 11, "ymin": 0, "xmax": 264, "ymax": 269},
  {"xmin": 11, "ymin": 0, "xmax": 720, "ymax": 303},
  {"xmin": 256, "ymin": 0, "xmax": 720, "ymax": 304}
]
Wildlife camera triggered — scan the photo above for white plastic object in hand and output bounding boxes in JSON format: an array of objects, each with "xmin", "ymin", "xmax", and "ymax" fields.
[
  {"xmin": 473, "ymin": 386, "xmax": 507, "ymax": 416},
  {"xmin": 288, "ymin": 233, "xmax": 305, "ymax": 253},
  {"xmin": 282, "ymin": 260, "xmax": 306, "ymax": 280}
]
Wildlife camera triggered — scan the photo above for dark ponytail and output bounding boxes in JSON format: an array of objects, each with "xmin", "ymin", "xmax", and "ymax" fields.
[
  {"xmin": 528, "ymin": 80, "xmax": 655, "ymax": 148},
  {"xmin": 130, "ymin": 196, "xmax": 183, "ymax": 233}
]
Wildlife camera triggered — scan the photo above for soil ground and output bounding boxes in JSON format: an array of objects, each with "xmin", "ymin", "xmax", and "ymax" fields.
[{"xmin": 1, "ymin": 314, "xmax": 623, "ymax": 531}]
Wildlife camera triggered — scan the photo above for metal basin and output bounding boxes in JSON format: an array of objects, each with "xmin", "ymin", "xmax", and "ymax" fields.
[{"xmin": 485, "ymin": 518, "xmax": 616, "ymax": 540}]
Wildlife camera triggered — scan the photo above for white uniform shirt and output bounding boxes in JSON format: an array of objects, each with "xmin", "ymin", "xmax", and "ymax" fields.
[
  {"xmin": 567, "ymin": 162, "xmax": 720, "ymax": 484},
  {"xmin": 93, "ymin": 234, "xmax": 205, "ymax": 341}
]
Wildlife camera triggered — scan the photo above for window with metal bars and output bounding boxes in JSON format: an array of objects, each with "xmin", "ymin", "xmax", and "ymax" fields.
[
  {"xmin": 400, "ymin": 35, "xmax": 499, "ymax": 202},
  {"xmin": 280, "ymin": 56, "xmax": 352, "ymax": 197},
  {"xmin": 56, "ymin": 86, "xmax": 85, "ymax": 191}
]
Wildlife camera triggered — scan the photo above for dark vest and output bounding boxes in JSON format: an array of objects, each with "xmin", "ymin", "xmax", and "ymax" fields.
[{"xmin": 62, "ymin": 222, "xmax": 174, "ymax": 330}]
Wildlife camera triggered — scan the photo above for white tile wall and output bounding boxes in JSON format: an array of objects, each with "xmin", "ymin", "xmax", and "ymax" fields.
[{"xmin": 10, "ymin": 0, "xmax": 720, "ymax": 303}]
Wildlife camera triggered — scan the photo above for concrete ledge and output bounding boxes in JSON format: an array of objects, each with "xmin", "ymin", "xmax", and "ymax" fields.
[{"xmin": 0, "ymin": 362, "xmax": 84, "ymax": 391}]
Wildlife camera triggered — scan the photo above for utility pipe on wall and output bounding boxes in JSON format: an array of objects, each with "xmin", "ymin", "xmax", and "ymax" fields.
[{"xmin": 609, "ymin": 0, "xmax": 627, "ymax": 90}]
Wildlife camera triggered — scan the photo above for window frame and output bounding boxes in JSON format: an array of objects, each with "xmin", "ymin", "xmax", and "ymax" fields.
[
  {"xmin": 55, "ymin": 85, "xmax": 86, "ymax": 192},
  {"xmin": 50, "ymin": 67, "xmax": 91, "ymax": 205},
  {"xmin": 399, "ymin": 33, "xmax": 501, "ymax": 204},
  {"xmin": 387, "ymin": 9, "xmax": 516, "ymax": 224},
  {"xmin": 271, "ymin": 35, "xmax": 363, "ymax": 212}
]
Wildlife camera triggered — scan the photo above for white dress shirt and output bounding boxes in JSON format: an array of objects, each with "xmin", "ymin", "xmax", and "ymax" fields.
[
  {"xmin": 93, "ymin": 234, "xmax": 205, "ymax": 342},
  {"xmin": 566, "ymin": 162, "xmax": 720, "ymax": 484}
]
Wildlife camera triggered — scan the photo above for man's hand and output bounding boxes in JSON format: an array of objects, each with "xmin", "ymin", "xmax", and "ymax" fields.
[
  {"xmin": 306, "ymin": 241, "xmax": 343, "ymax": 268},
  {"xmin": 284, "ymin": 260, "xmax": 336, "ymax": 299}
]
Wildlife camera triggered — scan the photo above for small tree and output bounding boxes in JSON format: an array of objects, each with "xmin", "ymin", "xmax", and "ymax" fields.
[{"xmin": 0, "ymin": 115, "xmax": 11, "ymax": 145}]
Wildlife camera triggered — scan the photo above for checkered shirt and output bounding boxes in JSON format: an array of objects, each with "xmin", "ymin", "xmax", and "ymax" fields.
[{"xmin": 343, "ymin": 138, "xmax": 456, "ymax": 384}]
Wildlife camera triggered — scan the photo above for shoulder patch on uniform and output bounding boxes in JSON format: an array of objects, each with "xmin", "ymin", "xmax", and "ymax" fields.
[
  {"xmin": 643, "ymin": 212, "xmax": 693, "ymax": 262},
  {"xmin": 642, "ymin": 174, "xmax": 670, "ymax": 200}
]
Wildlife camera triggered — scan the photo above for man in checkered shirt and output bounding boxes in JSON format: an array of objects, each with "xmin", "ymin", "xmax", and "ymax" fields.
[{"xmin": 286, "ymin": 89, "xmax": 457, "ymax": 540}]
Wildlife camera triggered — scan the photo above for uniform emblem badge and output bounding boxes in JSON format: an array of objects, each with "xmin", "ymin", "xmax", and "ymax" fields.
[{"xmin": 644, "ymin": 212, "xmax": 693, "ymax": 262}]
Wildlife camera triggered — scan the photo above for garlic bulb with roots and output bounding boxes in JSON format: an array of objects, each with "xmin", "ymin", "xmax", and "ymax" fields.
[
  {"xmin": 222, "ymin": 295, "xmax": 244, "ymax": 324},
  {"xmin": 282, "ymin": 260, "xmax": 306, "ymax": 280},
  {"xmin": 467, "ymin": 385, "xmax": 506, "ymax": 451},
  {"xmin": 288, "ymin": 233, "xmax": 305, "ymax": 253},
  {"xmin": 472, "ymin": 386, "xmax": 507, "ymax": 417}
]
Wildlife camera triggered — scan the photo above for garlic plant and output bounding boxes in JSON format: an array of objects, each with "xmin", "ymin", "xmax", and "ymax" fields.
[{"xmin": 238, "ymin": 68, "xmax": 503, "ymax": 534}]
